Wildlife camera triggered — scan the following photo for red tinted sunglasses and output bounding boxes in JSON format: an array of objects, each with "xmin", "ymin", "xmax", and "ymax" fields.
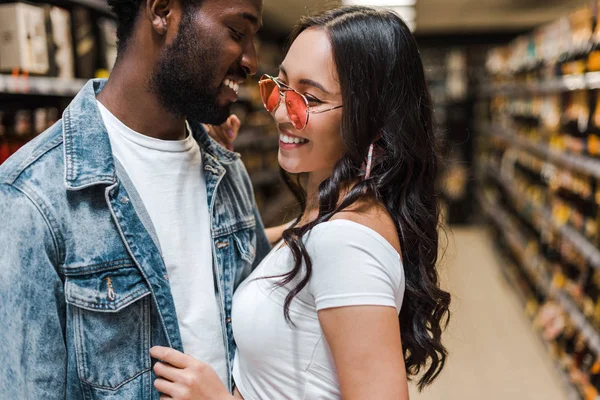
[{"xmin": 258, "ymin": 74, "xmax": 342, "ymax": 130}]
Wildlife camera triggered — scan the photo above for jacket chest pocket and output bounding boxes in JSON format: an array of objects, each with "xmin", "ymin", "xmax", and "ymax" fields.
[
  {"xmin": 65, "ymin": 264, "xmax": 152, "ymax": 391},
  {"xmin": 228, "ymin": 226, "xmax": 257, "ymax": 288}
]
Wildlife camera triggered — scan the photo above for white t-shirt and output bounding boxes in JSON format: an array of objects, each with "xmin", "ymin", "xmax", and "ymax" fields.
[
  {"xmin": 231, "ymin": 220, "xmax": 405, "ymax": 399},
  {"xmin": 97, "ymin": 101, "xmax": 228, "ymax": 385}
]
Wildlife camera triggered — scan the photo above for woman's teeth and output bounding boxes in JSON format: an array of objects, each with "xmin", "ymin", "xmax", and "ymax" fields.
[
  {"xmin": 223, "ymin": 79, "xmax": 239, "ymax": 95},
  {"xmin": 280, "ymin": 134, "xmax": 309, "ymax": 144}
]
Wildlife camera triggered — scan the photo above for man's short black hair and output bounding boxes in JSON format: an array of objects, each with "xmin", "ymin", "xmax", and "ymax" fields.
[{"xmin": 107, "ymin": 0, "xmax": 144, "ymax": 52}]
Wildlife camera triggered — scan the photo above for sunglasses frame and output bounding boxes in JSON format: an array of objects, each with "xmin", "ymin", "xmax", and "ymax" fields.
[{"xmin": 259, "ymin": 74, "xmax": 342, "ymax": 130}]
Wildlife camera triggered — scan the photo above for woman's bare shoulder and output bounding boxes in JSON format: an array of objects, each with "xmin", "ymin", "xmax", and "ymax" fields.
[{"xmin": 330, "ymin": 201, "xmax": 401, "ymax": 255}]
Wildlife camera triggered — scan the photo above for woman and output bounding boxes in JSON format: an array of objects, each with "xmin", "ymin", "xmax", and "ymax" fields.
[{"xmin": 150, "ymin": 6, "xmax": 451, "ymax": 399}]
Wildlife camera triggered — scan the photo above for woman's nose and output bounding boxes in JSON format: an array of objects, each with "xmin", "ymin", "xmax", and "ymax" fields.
[{"xmin": 273, "ymin": 95, "xmax": 290, "ymax": 125}]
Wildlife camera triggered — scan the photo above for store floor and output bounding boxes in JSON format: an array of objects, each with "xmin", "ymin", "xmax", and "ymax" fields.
[{"xmin": 408, "ymin": 227, "xmax": 568, "ymax": 400}]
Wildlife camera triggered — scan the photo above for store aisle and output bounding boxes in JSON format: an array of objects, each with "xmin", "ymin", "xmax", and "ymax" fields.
[{"xmin": 408, "ymin": 227, "xmax": 568, "ymax": 400}]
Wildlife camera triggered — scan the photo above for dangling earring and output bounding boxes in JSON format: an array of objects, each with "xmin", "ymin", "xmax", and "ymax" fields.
[{"xmin": 364, "ymin": 143, "xmax": 374, "ymax": 180}]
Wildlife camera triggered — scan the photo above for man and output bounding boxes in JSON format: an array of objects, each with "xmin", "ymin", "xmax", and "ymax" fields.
[{"xmin": 0, "ymin": 0, "xmax": 269, "ymax": 398}]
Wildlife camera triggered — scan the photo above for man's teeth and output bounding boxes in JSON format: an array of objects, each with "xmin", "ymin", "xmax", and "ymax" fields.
[
  {"xmin": 279, "ymin": 134, "xmax": 309, "ymax": 144},
  {"xmin": 223, "ymin": 79, "xmax": 239, "ymax": 95}
]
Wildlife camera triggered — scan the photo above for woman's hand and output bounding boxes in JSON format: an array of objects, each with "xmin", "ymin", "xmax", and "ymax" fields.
[
  {"xmin": 203, "ymin": 114, "xmax": 241, "ymax": 151},
  {"xmin": 150, "ymin": 346, "xmax": 234, "ymax": 400}
]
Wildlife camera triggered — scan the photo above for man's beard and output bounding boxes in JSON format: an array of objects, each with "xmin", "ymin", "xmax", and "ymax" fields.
[{"xmin": 149, "ymin": 11, "xmax": 231, "ymax": 125}]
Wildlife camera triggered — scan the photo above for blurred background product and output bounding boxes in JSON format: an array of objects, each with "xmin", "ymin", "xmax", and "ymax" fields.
[
  {"xmin": 0, "ymin": 3, "xmax": 49, "ymax": 74},
  {"xmin": 5, "ymin": 0, "xmax": 600, "ymax": 399}
]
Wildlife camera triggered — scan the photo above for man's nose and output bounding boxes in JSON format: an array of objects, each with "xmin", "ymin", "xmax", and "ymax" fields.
[{"xmin": 240, "ymin": 40, "xmax": 259, "ymax": 76}]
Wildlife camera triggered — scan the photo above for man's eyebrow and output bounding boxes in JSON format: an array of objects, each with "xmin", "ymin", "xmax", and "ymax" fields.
[{"xmin": 239, "ymin": 12, "xmax": 262, "ymax": 28}]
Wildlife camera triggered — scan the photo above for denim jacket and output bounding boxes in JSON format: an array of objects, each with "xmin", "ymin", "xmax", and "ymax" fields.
[{"xmin": 0, "ymin": 79, "xmax": 271, "ymax": 399}]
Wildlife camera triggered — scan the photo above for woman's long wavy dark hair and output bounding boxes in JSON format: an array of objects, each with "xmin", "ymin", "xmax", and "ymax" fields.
[{"xmin": 274, "ymin": 6, "xmax": 451, "ymax": 390}]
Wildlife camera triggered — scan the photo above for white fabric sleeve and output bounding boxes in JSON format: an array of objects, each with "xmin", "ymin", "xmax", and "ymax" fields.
[{"xmin": 305, "ymin": 221, "xmax": 405, "ymax": 312}]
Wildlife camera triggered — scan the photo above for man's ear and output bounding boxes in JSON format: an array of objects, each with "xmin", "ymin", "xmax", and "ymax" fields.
[{"xmin": 146, "ymin": 0, "xmax": 172, "ymax": 36}]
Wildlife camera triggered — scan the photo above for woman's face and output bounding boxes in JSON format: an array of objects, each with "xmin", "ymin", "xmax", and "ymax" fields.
[{"xmin": 273, "ymin": 28, "xmax": 345, "ymax": 175}]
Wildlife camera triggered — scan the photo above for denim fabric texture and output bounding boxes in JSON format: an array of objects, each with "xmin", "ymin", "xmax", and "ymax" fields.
[{"xmin": 0, "ymin": 79, "xmax": 271, "ymax": 399}]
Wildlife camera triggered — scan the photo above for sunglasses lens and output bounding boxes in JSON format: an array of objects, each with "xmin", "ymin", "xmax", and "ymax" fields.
[
  {"xmin": 284, "ymin": 91, "xmax": 308, "ymax": 130},
  {"xmin": 260, "ymin": 79, "xmax": 280, "ymax": 112}
]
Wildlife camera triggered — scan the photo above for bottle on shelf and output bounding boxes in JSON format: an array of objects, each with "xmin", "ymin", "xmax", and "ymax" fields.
[
  {"xmin": 588, "ymin": 1, "xmax": 600, "ymax": 73},
  {"xmin": 561, "ymin": 90, "xmax": 590, "ymax": 156},
  {"xmin": 560, "ymin": 8, "xmax": 593, "ymax": 77},
  {"xmin": 586, "ymin": 358, "xmax": 600, "ymax": 399},
  {"xmin": 552, "ymin": 174, "xmax": 598, "ymax": 243},
  {"xmin": 556, "ymin": 240, "xmax": 586, "ymax": 303},
  {"xmin": 587, "ymin": 90, "xmax": 600, "ymax": 157},
  {"xmin": 569, "ymin": 339, "xmax": 594, "ymax": 395}
]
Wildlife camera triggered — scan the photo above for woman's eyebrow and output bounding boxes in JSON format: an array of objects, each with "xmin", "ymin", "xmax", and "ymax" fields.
[
  {"xmin": 278, "ymin": 65, "xmax": 331, "ymax": 95},
  {"xmin": 279, "ymin": 64, "xmax": 288, "ymax": 77},
  {"xmin": 299, "ymin": 78, "xmax": 330, "ymax": 95}
]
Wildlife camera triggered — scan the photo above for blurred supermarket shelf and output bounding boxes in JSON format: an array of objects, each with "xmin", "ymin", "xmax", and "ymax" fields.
[
  {"xmin": 480, "ymin": 72, "xmax": 600, "ymax": 97},
  {"xmin": 486, "ymin": 125, "xmax": 600, "ymax": 180},
  {"xmin": 0, "ymin": 75, "xmax": 87, "ymax": 97}
]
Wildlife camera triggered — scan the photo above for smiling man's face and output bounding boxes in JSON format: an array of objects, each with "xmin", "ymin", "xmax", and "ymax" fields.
[{"xmin": 150, "ymin": 0, "xmax": 262, "ymax": 124}]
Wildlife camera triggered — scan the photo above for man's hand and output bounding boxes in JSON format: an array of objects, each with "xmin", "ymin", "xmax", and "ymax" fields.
[
  {"xmin": 203, "ymin": 114, "xmax": 241, "ymax": 151},
  {"xmin": 150, "ymin": 346, "xmax": 234, "ymax": 400}
]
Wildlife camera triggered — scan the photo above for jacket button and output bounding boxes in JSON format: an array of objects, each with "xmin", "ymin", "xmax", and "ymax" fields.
[
  {"xmin": 121, "ymin": 197, "xmax": 129, "ymax": 204},
  {"xmin": 226, "ymin": 317, "xmax": 232, "ymax": 324}
]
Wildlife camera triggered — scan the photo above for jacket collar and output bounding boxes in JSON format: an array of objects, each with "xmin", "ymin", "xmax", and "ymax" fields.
[{"xmin": 63, "ymin": 79, "xmax": 239, "ymax": 191}]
